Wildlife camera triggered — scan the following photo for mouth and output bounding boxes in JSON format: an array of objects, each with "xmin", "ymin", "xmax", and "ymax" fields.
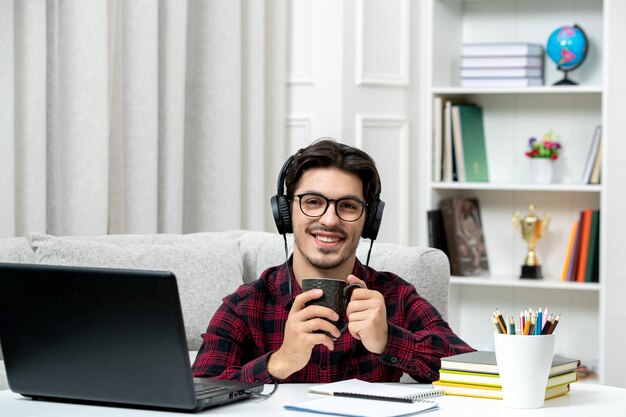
[{"xmin": 309, "ymin": 229, "xmax": 346, "ymax": 248}]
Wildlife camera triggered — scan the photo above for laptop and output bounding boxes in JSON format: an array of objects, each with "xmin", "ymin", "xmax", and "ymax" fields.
[{"xmin": 0, "ymin": 262, "xmax": 264, "ymax": 412}]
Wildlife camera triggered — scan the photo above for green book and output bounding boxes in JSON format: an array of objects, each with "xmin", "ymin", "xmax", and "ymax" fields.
[
  {"xmin": 454, "ymin": 104, "xmax": 489, "ymax": 182},
  {"xmin": 585, "ymin": 210, "xmax": 600, "ymax": 282}
]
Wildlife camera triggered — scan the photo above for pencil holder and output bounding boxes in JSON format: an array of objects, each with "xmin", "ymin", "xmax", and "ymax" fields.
[{"xmin": 494, "ymin": 333, "xmax": 555, "ymax": 409}]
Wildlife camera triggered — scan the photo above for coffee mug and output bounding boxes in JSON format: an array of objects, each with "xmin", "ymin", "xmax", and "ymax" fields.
[{"xmin": 301, "ymin": 278, "xmax": 363, "ymax": 339}]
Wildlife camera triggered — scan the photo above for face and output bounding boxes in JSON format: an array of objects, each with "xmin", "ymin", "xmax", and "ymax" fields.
[{"xmin": 291, "ymin": 167, "xmax": 366, "ymax": 278}]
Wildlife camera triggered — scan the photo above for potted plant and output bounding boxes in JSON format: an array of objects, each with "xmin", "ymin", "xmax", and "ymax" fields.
[{"xmin": 525, "ymin": 131, "xmax": 562, "ymax": 183}]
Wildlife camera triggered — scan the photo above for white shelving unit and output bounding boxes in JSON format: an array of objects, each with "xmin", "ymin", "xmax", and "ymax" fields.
[{"xmin": 421, "ymin": 0, "xmax": 626, "ymax": 385}]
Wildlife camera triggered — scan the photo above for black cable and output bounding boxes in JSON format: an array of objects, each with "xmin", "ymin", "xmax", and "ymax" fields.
[
  {"xmin": 365, "ymin": 239, "xmax": 375, "ymax": 267},
  {"xmin": 283, "ymin": 234, "xmax": 293, "ymax": 306}
]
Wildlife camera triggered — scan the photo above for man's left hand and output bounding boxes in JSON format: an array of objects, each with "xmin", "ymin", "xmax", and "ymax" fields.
[{"xmin": 345, "ymin": 274, "xmax": 388, "ymax": 354}]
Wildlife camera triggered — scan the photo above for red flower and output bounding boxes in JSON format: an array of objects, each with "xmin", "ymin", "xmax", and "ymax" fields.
[{"xmin": 550, "ymin": 153, "xmax": 558, "ymax": 160}]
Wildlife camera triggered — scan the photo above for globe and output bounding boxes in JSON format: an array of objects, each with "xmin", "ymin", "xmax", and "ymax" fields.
[{"xmin": 546, "ymin": 24, "xmax": 588, "ymax": 85}]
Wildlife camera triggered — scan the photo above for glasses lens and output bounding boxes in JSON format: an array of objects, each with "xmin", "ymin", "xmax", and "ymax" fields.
[
  {"xmin": 298, "ymin": 193, "xmax": 364, "ymax": 222},
  {"xmin": 335, "ymin": 199, "xmax": 364, "ymax": 221},
  {"xmin": 299, "ymin": 194, "xmax": 328, "ymax": 217}
]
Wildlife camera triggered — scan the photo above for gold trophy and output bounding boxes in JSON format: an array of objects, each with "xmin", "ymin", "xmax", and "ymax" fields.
[{"xmin": 512, "ymin": 204, "xmax": 551, "ymax": 279}]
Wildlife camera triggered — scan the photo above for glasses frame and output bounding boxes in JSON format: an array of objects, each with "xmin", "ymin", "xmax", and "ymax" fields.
[{"xmin": 293, "ymin": 192, "xmax": 367, "ymax": 222}]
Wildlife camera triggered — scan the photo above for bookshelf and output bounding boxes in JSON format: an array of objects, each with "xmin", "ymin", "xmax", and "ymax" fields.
[{"xmin": 421, "ymin": 0, "xmax": 626, "ymax": 385}]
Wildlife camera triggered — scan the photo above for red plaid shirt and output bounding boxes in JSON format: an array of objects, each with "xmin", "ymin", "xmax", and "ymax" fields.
[{"xmin": 191, "ymin": 259, "xmax": 474, "ymax": 383}]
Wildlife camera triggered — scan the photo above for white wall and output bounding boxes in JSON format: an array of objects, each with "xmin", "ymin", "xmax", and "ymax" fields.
[{"xmin": 287, "ymin": 0, "xmax": 425, "ymax": 245}]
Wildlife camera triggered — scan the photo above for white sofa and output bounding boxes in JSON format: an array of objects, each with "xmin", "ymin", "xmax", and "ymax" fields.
[{"xmin": 0, "ymin": 230, "xmax": 450, "ymax": 391}]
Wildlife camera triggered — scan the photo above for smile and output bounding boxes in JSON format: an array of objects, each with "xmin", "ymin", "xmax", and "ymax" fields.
[{"xmin": 315, "ymin": 235, "xmax": 340, "ymax": 243}]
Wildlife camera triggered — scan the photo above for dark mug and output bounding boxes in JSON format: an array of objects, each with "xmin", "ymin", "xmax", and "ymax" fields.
[{"xmin": 301, "ymin": 278, "xmax": 364, "ymax": 339}]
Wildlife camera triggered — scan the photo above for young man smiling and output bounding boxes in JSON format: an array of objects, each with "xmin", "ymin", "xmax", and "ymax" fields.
[{"xmin": 192, "ymin": 139, "xmax": 474, "ymax": 383}]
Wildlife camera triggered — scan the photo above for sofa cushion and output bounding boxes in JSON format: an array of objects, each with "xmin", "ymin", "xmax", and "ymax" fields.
[
  {"xmin": 27, "ymin": 233, "xmax": 243, "ymax": 351},
  {"xmin": 235, "ymin": 231, "xmax": 449, "ymax": 320}
]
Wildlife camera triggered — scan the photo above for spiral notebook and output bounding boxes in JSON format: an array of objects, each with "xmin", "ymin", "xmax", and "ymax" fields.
[{"xmin": 284, "ymin": 379, "xmax": 442, "ymax": 417}]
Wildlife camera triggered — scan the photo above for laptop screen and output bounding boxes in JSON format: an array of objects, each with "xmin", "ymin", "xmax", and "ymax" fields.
[{"xmin": 0, "ymin": 263, "xmax": 227, "ymax": 410}]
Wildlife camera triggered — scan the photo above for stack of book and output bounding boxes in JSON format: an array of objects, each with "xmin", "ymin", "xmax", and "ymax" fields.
[
  {"xmin": 432, "ymin": 98, "xmax": 489, "ymax": 183},
  {"xmin": 561, "ymin": 209, "xmax": 600, "ymax": 283},
  {"xmin": 434, "ymin": 351, "xmax": 579, "ymax": 400},
  {"xmin": 460, "ymin": 43, "xmax": 544, "ymax": 87}
]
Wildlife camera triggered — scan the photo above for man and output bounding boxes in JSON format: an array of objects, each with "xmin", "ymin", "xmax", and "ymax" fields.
[{"xmin": 192, "ymin": 139, "xmax": 474, "ymax": 383}]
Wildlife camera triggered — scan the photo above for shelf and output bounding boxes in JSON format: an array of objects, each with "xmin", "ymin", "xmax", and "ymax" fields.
[
  {"xmin": 450, "ymin": 276, "xmax": 600, "ymax": 291},
  {"xmin": 432, "ymin": 86, "xmax": 603, "ymax": 95},
  {"xmin": 430, "ymin": 182, "xmax": 602, "ymax": 193}
]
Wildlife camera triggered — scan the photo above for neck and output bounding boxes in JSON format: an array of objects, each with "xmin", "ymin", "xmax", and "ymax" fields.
[{"xmin": 292, "ymin": 253, "xmax": 356, "ymax": 286}]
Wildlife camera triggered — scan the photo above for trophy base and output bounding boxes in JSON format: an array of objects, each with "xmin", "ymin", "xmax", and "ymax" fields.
[{"xmin": 520, "ymin": 265, "xmax": 542, "ymax": 279}]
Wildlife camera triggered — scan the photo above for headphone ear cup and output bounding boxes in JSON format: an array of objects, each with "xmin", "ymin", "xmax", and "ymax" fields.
[
  {"xmin": 271, "ymin": 194, "xmax": 292, "ymax": 235},
  {"xmin": 361, "ymin": 200, "xmax": 385, "ymax": 240}
]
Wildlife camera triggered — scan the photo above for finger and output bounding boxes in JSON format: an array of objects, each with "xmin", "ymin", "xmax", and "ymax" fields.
[
  {"xmin": 291, "ymin": 289, "xmax": 323, "ymax": 312},
  {"xmin": 347, "ymin": 274, "xmax": 367, "ymax": 288},
  {"xmin": 300, "ymin": 318, "xmax": 342, "ymax": 339},
  {"xmin": 299, "ymin": 305, "xmax": 339, "ymax": 322},
  {"xmin": 297, "ymin": 305, "xmax": 339, "ymax": 321},
  {"xmin": 306, "ymin": 333, "xmax": 336, "ymax": 351}
]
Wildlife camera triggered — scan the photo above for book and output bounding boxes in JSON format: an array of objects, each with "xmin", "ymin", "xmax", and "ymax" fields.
[
  {"xmin": 439, "ymin": 197, "xmax": 489, "ymax": 276},
  {"xmin": 576, "ymin": 209, "xmax": 593, "ymax": 282},
  {"xmin": 461, "ymin": 56, "xmax": 543, "ymax": 68},
  {"xmin": 584, "ymin": 210, "xmax": 600, "ymax": 282},
  {"xmin": 438, "ymin": 369, "xmax": 577, "ymax": 388},
  {"xmin": 442, "ymin": 99, "xmax": 465, "ymax": 182},
  {"xmin": 461, "ymin": 77, "xmax": 543, "ymax": 87},
  {"xmin": 307, "ymin": 379, "xmax": 444, "ymax": 400},
  {"xmin": 561, "ymin": 221, "xmax": 579, "ymax": 281},
  {"xmin": 285, "ymin": 396, "xmax": 438, "ymax": 417},
  {"xmin": 284, "ymin": 379, "xmax": 442, "ymax": 417},
  {"xmin": 450, "ymin": 105, "xmax": 466, "ymax": 181},
  {"xmin": 581, "ymin": 125, "xmax": 602, "ymax": 184},
  {"xmin": 453, "ymin": 104, "xmax": 489, "ymax": 182},
  {"xmin": 460, "ymin": 67, "xmax": 543, "ymax": 78},
  {"xmin": 440, "ymin": 351, "xmax": 581, "ymax": 376},
  {"xmin": 432, "ymin": 96, "xmax": 444, "ymax": 181},
  {"xmin": 427, "ymin": 209, "xmax": 449, "ymax": 257},
  {"xmin": 461, "ymin": 43, "xmax": 543, "ymax": 57},
  {"xmin": 432, "ymin": 380, "xmax": 570, "ymax": 401},
  {"xmin": 589, "ymin": 135, "xmax": 603, "ymax": 184}
]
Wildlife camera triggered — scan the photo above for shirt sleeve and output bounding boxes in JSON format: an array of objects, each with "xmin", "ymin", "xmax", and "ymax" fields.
[
  {"xmin": 191, "ymin": 300, "xmax": 277, "ymax": 384},
  {"xmin": 378, "ymin": 285, "xmax": 475, "ymax": 382}
]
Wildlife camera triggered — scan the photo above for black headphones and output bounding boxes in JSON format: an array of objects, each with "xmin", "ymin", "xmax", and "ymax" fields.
[{"xmin": 270, "ymin": 147, "xmax": 385, "ymax": 240}]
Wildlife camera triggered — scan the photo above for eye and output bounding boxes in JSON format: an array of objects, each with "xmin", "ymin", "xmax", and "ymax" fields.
[
  {"xmin": 303, "ymin": 196, "xmax": 324, "ymax": 206},
  {"xmin": 338, "ymin": 200, "xmax": 360, "ymax": 211}
]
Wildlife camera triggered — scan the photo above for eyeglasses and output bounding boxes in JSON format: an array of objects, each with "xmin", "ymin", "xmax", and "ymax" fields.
[{"xmin": 294, "ymin": 193, "xmax": 366, "ymax": 222}]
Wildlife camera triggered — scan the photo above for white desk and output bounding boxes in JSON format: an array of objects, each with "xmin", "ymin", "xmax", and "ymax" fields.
[{"xmin": 1, "ymin": 383, "xmax": 625, "ymax": 416}]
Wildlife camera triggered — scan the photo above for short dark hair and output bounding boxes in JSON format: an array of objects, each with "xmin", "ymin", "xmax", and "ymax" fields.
[{"xmin": 285, "ymin": 139, "xmax": 381, "ymax": 206}]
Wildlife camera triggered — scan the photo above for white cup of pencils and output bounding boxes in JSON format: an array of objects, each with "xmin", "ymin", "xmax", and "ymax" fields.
[{"xmin": 492, "ymin": 308, "xmax": 559, "ymax": 409}]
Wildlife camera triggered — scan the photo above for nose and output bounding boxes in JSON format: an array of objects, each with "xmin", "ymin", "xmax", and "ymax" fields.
[{"xmin": 319, "ymin": 201, "xmax": 341, "ymax": 226}]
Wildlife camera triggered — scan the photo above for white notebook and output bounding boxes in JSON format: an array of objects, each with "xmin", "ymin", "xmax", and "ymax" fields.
[{"xmin": 284, "ymin": 379, "xmax": 442, "ymax": 417}]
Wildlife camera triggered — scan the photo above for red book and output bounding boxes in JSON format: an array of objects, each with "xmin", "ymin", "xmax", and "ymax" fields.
[{"xmin": 576, "ymin": 209, "xmax": 593, "ymax": 282}]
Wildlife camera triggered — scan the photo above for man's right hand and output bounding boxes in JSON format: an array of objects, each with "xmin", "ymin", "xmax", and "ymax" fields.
[{"xmin": 267, "ymin": 289, "xmax": 341, "ymax": 380}]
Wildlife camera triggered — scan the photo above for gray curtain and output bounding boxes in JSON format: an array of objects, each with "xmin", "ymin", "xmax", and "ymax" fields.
[{"xmin": 0, "ymin": 0, "xmax": 288, "ymax": 237}]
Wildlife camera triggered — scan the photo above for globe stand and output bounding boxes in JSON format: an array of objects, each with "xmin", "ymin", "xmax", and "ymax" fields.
[{"xmin": 553, "ymin": 69, "xmax": 578, "ymax": 86}]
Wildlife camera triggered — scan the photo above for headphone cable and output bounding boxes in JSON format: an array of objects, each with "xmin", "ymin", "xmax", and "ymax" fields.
[{"xmin": 283, "ymin": 234, "xmax": 293, "ymax": 305}]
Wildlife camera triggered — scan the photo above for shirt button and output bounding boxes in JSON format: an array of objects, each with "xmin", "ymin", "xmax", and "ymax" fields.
[
  {"xmin": 390, "ymin": 356, "xmax": 398, "ymax": 363},
  {"xmin": 425, "ymin": 372, "xmax": 431, "ymax": 378},
  {"xmin": 320, "ymin": 364, "xmax": 327, "ymax": 370}
]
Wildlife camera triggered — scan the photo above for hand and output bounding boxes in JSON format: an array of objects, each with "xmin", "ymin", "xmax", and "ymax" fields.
[
  {"xmin": 267, "ymin": 289, "xmax": 341, "ymax": 380},
  {"xmin": 345, "ymin": 275, "xmax": 388, "ymax": 354}
]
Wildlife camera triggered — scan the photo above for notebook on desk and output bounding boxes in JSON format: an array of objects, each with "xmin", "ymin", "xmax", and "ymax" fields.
[{"xmin": 0, "ymin": 262, "xmax": 263, "ymax": 412}]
